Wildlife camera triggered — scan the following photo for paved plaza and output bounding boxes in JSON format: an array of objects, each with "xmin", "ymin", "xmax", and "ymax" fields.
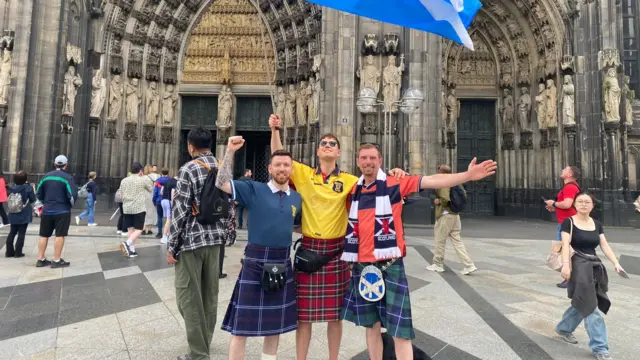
[{"xmin": 1, "ymin": 218, "xmax": 640, "ymax": 360}]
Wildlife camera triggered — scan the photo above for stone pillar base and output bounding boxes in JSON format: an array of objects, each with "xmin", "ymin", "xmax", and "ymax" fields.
[
  {"xmin": 519, "ymin": 131, "xmax": 533, "ymax": 150},
  {"xmin": 142, "ymin": 124, "xmax": 156, "ymax": 143},
  {"xmin": 501, "ymin": 133, "xmax": 515, "ymax": 150},
  {"xmin": 89, "ymin": 116, "xmax": 101, "ymax": 128},
  {"xmin": 124, "ymin": 122, "xmax": 137, "ymax": 141},
  {"xmin": 446, "ymin": 131, "xmax": 456, "ymax": 149},
  {"xmin": 160, "ymin": 126, "xmax": 173, "ymax": 144},
  {"xmin": 0, "ymin": 104, "xmax": 7, "ymax": 128},
  {"xmin": 61, "ymin": 114, "xmax": 74, "ymax": 134}
]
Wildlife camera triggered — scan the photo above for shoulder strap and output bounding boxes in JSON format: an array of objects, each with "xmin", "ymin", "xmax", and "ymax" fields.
[
  {"xmin": 192, "ymin": 159, "xmax": 211, "ymax": 172},
  {"xmin": 569, "ymin": 217, "xmax": 573, "ymax": 239}
]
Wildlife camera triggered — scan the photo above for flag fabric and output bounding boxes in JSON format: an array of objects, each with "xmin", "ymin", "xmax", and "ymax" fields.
[{"xmin": 307, "ymin": 0, "xmax": 481, "ymax": 50}]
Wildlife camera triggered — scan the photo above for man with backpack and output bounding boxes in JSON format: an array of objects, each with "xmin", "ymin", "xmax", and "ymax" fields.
[
  {"xmin": 426, "ymin": 164, "xmax": 478, "ymax": 275},
  {"xmin": 545, "ymin": 165, "xmax": 581, "ymax": 288},
  {"xmin": 166, "ymin": 127, "xmax": 228, "ymax": 360}
]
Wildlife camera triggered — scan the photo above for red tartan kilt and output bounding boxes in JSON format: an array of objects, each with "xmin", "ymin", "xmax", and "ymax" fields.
[{"xmin": 296, "ymin": 236, "xmax": 350, "ymax": 323}]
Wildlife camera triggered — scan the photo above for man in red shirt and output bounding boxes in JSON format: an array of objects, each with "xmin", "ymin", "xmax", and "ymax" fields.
[
  {"xmin": 545, "ymin": 166, "xmax": 581, "ymax": 288},
  {"xmin": 340, "ymin": 144, "xmax": 496, "ymax": 360}
]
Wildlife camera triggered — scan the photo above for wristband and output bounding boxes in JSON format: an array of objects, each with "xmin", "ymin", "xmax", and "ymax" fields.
[{"xmin": 553, "ymin": 201, "xmax": 557, "ymax": 208}]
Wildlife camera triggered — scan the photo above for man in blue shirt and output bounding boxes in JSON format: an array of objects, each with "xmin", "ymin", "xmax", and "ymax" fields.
[
  {"xmin": 216, "ymin": 136, "xmax": 301, "ymax": 360},
  {"xmin": 36, "ymin": 155, "xmax": 77, "ymax": 268}
]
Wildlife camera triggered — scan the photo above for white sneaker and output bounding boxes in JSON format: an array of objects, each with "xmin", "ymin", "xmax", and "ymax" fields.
[
  {"xmin": 75, "ymin": 216, "xmax": 80, "ymax": 226},
  {"xmin": 88, "ymin": 223, "xmax": 98, "ymax": 227},
  {"xmin": 461, "ymin": 265, "xmax": 478, "ymax": 275},
  {"xmin": 117, "ymin": 230, "xmax": 122, "ymax": 235},
  {"xmin": 122, "ymin": 232, "xmax": 128, "ymax": 237},
  {"xmin": 426, "ymin": 264, "xmax": 445, "ymax": 273},
  {"xmin": 160, "ymin": 236, "xmax": 168, "ymax": 244}
]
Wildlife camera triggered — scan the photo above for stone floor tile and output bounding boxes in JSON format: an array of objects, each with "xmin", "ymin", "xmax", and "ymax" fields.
[
  {"xmin": 142, "ymin": 267, "xmax": 174, "ymax": 282},
  {"xmin": 116, "ymin": 302, "xmax": 173, "ymax": 329},
  {"xmin": 146, "ymin": 273, "xmax": 176, "ymax": 302},
  {"xmin": 15, "ymin": 266, "xmax": 63, "ymax": 285},
  {"xmin": 121, "ymin": 315, "xmax": 187, "ymax": 351},
  {"xmin": 0, "ymin": 328, "xmax": 57, "ymax": 360},
  {"xmin": 445, "ymin": 333, "xmax": 522, "ymax": 360},
  {"xmin": 104, "ymin": 265, "xmax": 143, "ymax": 280},
  {"xmin": 57, "ymin": 314, "xmax": 124, "ymax": 348},
  {"xmin": 54, "ymin": 348, "xmax": 131, "ymax": 360},
  {"xmin": 128, "ymin": 350, "xmax": 192, "ymax": 360}
]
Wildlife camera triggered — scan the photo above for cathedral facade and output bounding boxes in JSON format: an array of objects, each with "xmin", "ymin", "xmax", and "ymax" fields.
[{"xmin": 0, "ymin": 0, "xmax": 639, "ymax": 226}]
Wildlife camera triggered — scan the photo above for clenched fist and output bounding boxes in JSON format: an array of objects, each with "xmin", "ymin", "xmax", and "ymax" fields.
[
  {"xmin": 227, "ymin": 135, "xmax": 245, "ymax": 152},
  {"xmin": 269, "ymin": 114, "xmax": 281, "ymax": 130}
]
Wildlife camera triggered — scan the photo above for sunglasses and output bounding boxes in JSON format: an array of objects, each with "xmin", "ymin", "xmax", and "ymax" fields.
[{"xmin": 320, "ymin": 140, "xmax": 338, "ymax": 148}]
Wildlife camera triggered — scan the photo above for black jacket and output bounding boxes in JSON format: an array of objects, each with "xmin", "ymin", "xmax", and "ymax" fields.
[
  {"xmin": 568, "ymin": 251, "xmax": 611, "ymax": 317},
  {"xmin": 8, "ymin": 184, "xmax": 37, "ymax": 225},
  {"xmin": 36, "ymin": 169, "xmax": 77, "ymax": 214}
]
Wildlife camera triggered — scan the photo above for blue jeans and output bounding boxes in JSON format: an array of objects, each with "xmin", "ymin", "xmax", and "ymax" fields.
[
  {"xmin": 556, "ymin": 223, "xmax": 562, "ymax": 241},
  {"xmin": 156, "ymin": 203, "xmax": 163, "ymax": 234},
  {"xmin": 556, "ymin": 306, "xmax": 609, "ymax": 355},
  {"xmin": 78, "ymin": 194, "xmax": 95, "ymax": 224}
]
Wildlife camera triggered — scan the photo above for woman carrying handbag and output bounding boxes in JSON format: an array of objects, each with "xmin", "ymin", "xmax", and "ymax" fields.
[{"xmin": 555, "ymin": 192, "xmax": 625, "ymax": 360}]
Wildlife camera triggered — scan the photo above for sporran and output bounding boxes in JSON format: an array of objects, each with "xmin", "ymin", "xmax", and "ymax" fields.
[{"xmin": 358, "ymin": 265, "xmax": 386, "ymax": 302}]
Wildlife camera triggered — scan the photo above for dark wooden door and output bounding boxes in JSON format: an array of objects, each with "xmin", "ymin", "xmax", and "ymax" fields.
[{"xmin": 456, "ymin": 100, "xmax": 496, "ymax": 215}]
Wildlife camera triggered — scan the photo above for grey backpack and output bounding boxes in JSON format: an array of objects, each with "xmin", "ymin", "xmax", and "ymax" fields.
[{"xmin": 7, "ymin": 192, "xmax": 27, "ymax": 213}]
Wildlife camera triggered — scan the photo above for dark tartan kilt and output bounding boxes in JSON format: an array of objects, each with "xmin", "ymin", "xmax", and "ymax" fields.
[
  {"xmin": 221, "ymin": 244, "xmax": 297, "ymax": 337},
  {"xmin": 341, "ymin": 258, "xmax": 415, "ymax": 340},
  {"xmin": 296, "ymin": 236, "xmax": 350, "ymax": 322}
]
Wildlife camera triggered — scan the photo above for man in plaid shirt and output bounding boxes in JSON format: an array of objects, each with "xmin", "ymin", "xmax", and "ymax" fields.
[{"xmin": 166, "ymin": 127, "xmax": 226, "ymax": 360}]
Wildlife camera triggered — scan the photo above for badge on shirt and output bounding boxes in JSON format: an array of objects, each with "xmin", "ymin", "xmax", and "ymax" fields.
[
  {"xmin": 291, "ymin": 205, "xmax": 297, "ymax": 217},
  {"xmin": 332, "ymin": 181, "xmax": 344, "ymax": 193}
]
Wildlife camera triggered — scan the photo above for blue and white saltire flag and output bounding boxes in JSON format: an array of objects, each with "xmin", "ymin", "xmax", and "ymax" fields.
[{"xmin": 307, "ymin": 0, "xmax": 482, "ymax": 50}]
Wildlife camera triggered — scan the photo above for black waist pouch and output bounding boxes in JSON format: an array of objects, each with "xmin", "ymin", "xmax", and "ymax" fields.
[
  {"xmin": 293, "ymin": 238, "xmax": 343, "ymax": 273},
  {"xmin": 261, "ymin": 263, "xmax": 287, "ymax": 292}
]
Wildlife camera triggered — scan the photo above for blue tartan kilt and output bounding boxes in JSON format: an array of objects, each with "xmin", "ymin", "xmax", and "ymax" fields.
[{"xmin": 221, "ymin": 244, "xmax": 298, "ymax": 337}]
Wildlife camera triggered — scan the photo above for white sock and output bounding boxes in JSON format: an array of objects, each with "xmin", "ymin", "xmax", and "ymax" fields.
[
  {"xmin": 261, "ymin": 354, "xmax": 276, "ymax": 360},
  {"xmin": 126, "ymin": 239, "xmax": 133, "ymax": 246},
  {"xmin": 129, "ymin": 245, "xmax": 136, "ymax": 252}
]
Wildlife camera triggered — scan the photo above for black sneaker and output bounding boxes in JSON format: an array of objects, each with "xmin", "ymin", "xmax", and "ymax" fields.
[
  {"xmin": 129, "ymin": 251, "xmax": 138, "ymax": 258},
  {"xmin": 557, "ymin": 280, "xmax": 568, "ymax": 288},
  {"xmin": 15, "ymin": 253, "xmax": 25, "ymax": 258},
  {"xmin": 120, "ymin": 242, "xmax": 131, "ymax": 257},
  {"xmin": 219, "ymin": 273, "xmax": 228, "ymax": 279},
  {"xmin": 155, "ymin": 233, "xmax": 162, "ymax": 239},
  {"xmin": 51, "ymin": 259, "xmax": 70, "ymax": 268},
  {"xmin": 36, "ymin": 259, "xmax": 52, "ymax": 267}
]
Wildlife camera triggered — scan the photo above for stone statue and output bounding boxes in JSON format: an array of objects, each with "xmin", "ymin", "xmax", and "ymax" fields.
[
  {"xmin": 357, "ymin": 55, "xmax": 381, "ymax": 95},
  {"xmin": 296, "ymin": 81, "xmax": 308, "ymax": 126},
  {"xmin": 536, "ymin": 83, "xmax": 547, "ymax": 130},
  {"xmin": 62, "ymin": 64, "xmax": 83, "ymax": 116},
  {"xmin": 445, "ymin": 89, "xmax": 460, "ymax": 131},
  {"xmin": 285, "ymin": 84, "xmax": 296, "ymax": 127},
  {"xmin": 518, "ymin": 87, "xmax": 532, "ymax": 132},
  {"xmin": 311, "ymin": 76, "xmax": 321, "ymax": 123},
  {"xmin": 0, "ymin": 50, "xmax": 12, "ymax": 105},
  {"xmin": 125, "ymin": 77, "xmax": 141, "ymax": 123},
  {"xmin": 162, "ymin": 84, "xmax": 178, "ymax": 125},
  {"xmin": 90, "ymin": 69, "xmax": 107, "ymax": 118},
  {"xmin": 307, "ymin": 78, "xmax": 316, "ymax": 124},
  {"xmin": 383, "ymin": 54, "xmax": 405, "ymax": 113},
  {"xmin": 501, "ymin": 88, "xmax": 515, "ymax": 133},
  {"xmin": 107, "ymin": 74, "xmax": 123, "ymax": 121},
  {"xmin": 275, "ymin": 86, "xmax": 286, "ymax": 121},
  {"xmin": 545, "ymin": 79, "xmax": 557, "ymax": 128},
  {"xmin": 441, "ymin": 90, "xmax": 447, "ymax": 127},
  {"xmin": 603, "ymin": 67, "xmax": 621, "ymax": 122},
  {"xmin": 623, "ymin": 76, "xmax": 635, "ymax": 126},
  {"xmin": 217, "ymin": 84, "xmax": 233, "ymax": 129},
  {"xmin": 561, "ymin": 75, "xmax": 575, "ymax": 126},
  {"xmin": 145, "ymin": 81, "xmax": 160, "ymax": 125}
]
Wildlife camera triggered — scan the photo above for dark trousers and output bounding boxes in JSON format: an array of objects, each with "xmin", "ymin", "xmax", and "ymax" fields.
[
  {"xmin": 5, "ymin": 223, "xmax": 28, "ymax": 256},
  {"xmin": 156, "ymin": 203, "xmax": 163, "ymax": 234},
  {"xmin": 219, "ymin": 241, "xmax": 225, "ymax": 273},
  {"xmin": 0, "ymin": 203, "xmax": 8, "ymax": 225},
  {"xmin": 117, "ymin": 203, "xmax": 126, "ymax": 232},
  {"xmin": 236, "ymin": 205, "xmax": 244, "ymax": 226}
]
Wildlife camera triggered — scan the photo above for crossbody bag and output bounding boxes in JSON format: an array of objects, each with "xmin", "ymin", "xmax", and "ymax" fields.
[{"xmin": 293, "ymin": 238, "xmax": 343, "ymax": 273}]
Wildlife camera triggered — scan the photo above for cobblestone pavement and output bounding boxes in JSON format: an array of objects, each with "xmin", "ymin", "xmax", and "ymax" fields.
[{"xmin": 1, "ymin": 222, "xmax": 639, "ymax": 360}]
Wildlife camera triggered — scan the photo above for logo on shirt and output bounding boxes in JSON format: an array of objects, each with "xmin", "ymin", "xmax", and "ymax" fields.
[
  {"xmin": 291, "ymin": 205, "xmax": 297, "ymax": 217},
  {"xmin": 332, "ymin": 181, "xmax": 344, "ymax": 193}
]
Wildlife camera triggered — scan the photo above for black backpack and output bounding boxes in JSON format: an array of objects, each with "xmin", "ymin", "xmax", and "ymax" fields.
[
  {"xmin": 449, "ymin": 185, "xmax": 467, "ymax": 213},
  {"xmin": 191, "ymin": 160, "xmax": 230, "ymax": 225}
]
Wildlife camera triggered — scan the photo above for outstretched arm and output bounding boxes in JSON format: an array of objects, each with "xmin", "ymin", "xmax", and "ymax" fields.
[
  {"xmin": 420, "ymin": 157, "xmax": 497, "ymax": 189},
  {"xmin": 215, "ymin": 136, "xmax": 245, "ymax": 194},
  {"xmin": 269, "ymin": 114, "xmax": 284, "ymax": 154}
]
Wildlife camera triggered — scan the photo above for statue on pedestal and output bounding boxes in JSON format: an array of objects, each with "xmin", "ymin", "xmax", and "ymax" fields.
[
  {"xmin": 0, "ymin": 49, "xmax": 12, "ymax": 105},
  {"xmin": 357, "ymin": 55, "xmax": 380, "ymax": 95},
  {"xmin": 536, "ymin": 83, "xmax": 547, "ymax": 130},
  {"xmin": 545, "ymin": 79, "xmax": 557, "ymax": 128},
  {"xmin": 62, "ymin": 64, "xmax": 83, "ymax": 116},
  {"xmin": 382, "ymin": 54, "xmax": 405, "ymax": 113},
  {"xmin": 518, "ymin": 87, "xmax": 532, "ymax": 132},
  {"xmin": 623, "ymin": 76, "xmax": 636, "ymax": 126},
  {"xmin": 145, "ymin": 81, "xmax": 160, "ymax": 125},
  {"xmin": 445, "ymin": 88, "xmax": 460, "ymax": 131},
  {"xmin": 501, "ymin": 88, "xmax": 515, "ymax": 133},
  {"xmin": 90, "ymin": 69, "xmax": 107, "ymax": 119},
  {"xmin": 275, "ymin": 86, "xmax": 286, "ymax": 122},
  {"xmin": 162, "ymin": 84, "xmax": 178, "ymax": 126},
  {"xmin": 285, "ymin": 84, "xmax": 297, "ymax": 127},
  {"xmin": 561, "ymin": 75, "xmax": 575, "ymax": 126},
  {"xmin": 217, "ymin": 84, "xmax": 233, "ymax": 130},
  {"xmin": 603, "ymin": 67, "xmax": 621, "ymax": 122},
  {"xmin": 107, "ymin": 74, "xmax": 123, "ymax": 121},
  {"xmin": 297, "ymin": 81, "xmax": 308, "ymax": 126},
  {"xmin": 125, "ymin": 77, "xmax": 141, "ymax": 123}
]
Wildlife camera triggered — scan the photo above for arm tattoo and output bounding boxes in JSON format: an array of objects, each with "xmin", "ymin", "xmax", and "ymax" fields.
[{"xmin": 216, "ymin": 150, "xmax": 235, "ymax": 188}]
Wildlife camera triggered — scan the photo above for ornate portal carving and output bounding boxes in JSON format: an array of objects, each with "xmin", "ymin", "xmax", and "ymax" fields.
[
  {"xmin": 125, "ymin": 77, "xmax": 141, "ymax": 123},
  {"xmin": 182, "ymin": 0, "xmax": 275, "ymax": 85},
  {"xmin": 448, "ymin": 35, "xmax": 496, "ymax": 88},
  {"xmin": 145, "ymin": 81, "xmax": 160, "ymax": 125},
  {"xmin": 561, "ymin": 75, "xmax": 575, "ymax": 127},
  {"xmin": 90, "ymin": 69, "xmax": 107, "ymax": 119},
  {"xmin": 603, "ymin": 68, "xmax": 621, "ymax": 123},
  {"xmin": 518, "ymin": 87, "xmax": 532, "ymax": 132},
  {"xmin": 545, "ymin": 79, "xmax": 557, "ymax": 129},
  {"xmin": 108, "ymin": 75, "xmax": 124, "ymax": 121},
  {"xmin": 382, "ymin": 54, "xmax": 404, "ymax": 113},
  {"xmin": 357, "ymin": 55, "xmax": 380, "ymax": 95},
  {"xmin": 217, "ymin": 84, "xmax": 233, "ymax": 129},
  {"xmin": 501, "ymin": 88, "xmax": 515, "ymax": 134}
]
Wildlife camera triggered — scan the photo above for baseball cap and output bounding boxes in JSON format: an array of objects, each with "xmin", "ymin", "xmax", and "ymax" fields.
[
  {"xmin": 131, "ymin": 161, "xmax": 143, "ymax": 173},
  {"xmin": 54, "ymin": 155, "xmax": 68, "ymax": 165}
]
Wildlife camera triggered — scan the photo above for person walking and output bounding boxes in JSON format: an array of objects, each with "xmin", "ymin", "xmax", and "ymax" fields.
[
  {"xmin": 235, "ymin": 168, "xmax": 252, "ymax": 229},
  {"xmin": 5, "ymin": 171, "xmax": 36, "ymax": 257},
  {"xmin": 0, "ymin": 170, "xmax": 8, "ymax": 227},
  {"xmin": 340, "ymin": 144, "xmax": 496, "ymax": 360},
  {"xmin": 216, "ymin": 138, "xmax": 302, "ymax": 360},
  {"xmin": 76, "ymin": 172, "xmax": 98, "ymax": 226},
  {"xmin": 545, "ymin": 166, "xmax": 581, "ymax": 288},
  {"xmin": 166, "ymin": 127, "xmax": 227, "ymax": 360},
  {"xmin": 218, "ymin": 199, "xmax": 236, "ymax": 279},
  {"xmin": 160, "ymin": 174, "xmax": 177, "ymax": 244},
  {"xmin": 426, "ymin": 164, "xmax": 477, "ymax": 275},
  {"xmin": 154, "ymin": 168, "xmax": 171, "ymax": 239},
  {"xmin": 142, "ymin": 165, "xmax": 159, "ymax": 235},
  {"xmin": 118, "ymin": 162, "xmax": 154, "ymax": 258},
  {"xmin": 555, "ymin": 192, "xmax": 625, "ymax": 360},
  {"xmin": 36, "ymin": 155, "xmax": 77, "ymax": 268}
]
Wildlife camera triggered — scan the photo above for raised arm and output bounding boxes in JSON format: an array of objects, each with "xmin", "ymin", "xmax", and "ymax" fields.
[
  {"xmin": 215, "ymin": 135, "xmax": 245, "ymax": 194},
  {"xmin": 420, "ymin": 157, "xmax": 497, "ymax": 189},
  {"xmin": 269, "ymin": 114, "xmax": 284, "ymax": 154}
]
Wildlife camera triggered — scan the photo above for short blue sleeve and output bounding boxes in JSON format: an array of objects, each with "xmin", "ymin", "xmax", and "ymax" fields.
[{"xmin": 231, "ymin": 180, "xmax": 256, "ymax": 208}]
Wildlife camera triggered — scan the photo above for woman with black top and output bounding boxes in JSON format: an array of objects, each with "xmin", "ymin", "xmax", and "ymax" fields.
[
  {"xmin": 556, "ymin": 192, "xmax": 625, "ymax": 360},
  {"xmin": 5, "ymin": 171, "xmax": 37, "ymax": 257}
]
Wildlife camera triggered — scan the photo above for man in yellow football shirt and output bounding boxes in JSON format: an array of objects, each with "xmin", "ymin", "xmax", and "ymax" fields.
[{"xmin": 269, "ymin": 114, "xmax": 405, "ymax": 360}]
